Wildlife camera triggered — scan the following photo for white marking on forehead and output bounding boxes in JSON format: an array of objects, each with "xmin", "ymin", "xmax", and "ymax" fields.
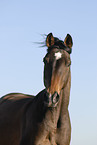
[{"xmin": 55, "ymin": 52, "xmax": 62, "ymax": 60}]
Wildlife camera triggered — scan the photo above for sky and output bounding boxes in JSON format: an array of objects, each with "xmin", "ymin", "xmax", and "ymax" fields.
[{"xmin": 0, "ymin": 0, "xmax": 97, "ymax": 145}]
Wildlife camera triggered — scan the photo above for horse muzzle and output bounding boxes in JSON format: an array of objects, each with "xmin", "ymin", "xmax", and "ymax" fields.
[{"xmin": 44, "ymin": 91, "xmax": 59, "ymax": 107}]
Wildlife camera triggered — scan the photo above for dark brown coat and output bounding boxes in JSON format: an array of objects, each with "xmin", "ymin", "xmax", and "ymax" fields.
[{"xmin": 0, "ymin": 33, "xmax": 73, "ymax": 145}]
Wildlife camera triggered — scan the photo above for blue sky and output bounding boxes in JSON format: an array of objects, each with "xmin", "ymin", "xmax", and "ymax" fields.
[{"xmin": 0, "ymin": 0, "xmax": 97, "ymax": 145}]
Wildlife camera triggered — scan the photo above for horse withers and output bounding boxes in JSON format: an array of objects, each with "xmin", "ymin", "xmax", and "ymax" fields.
[{"xmin": 0, "ymin": 32, "xmax": 73, "ymax": 145}]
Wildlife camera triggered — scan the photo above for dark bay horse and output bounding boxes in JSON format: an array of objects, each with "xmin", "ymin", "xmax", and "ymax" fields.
[{"xmin": 0, "ymin": 33, "xmax": 73, "ymax": 145}]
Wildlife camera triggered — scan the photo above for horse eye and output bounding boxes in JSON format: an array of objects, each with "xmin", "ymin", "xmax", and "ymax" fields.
[
  {"xmin": 66, "ymin": 59, "xmax": 71, "ymax": 67},
  {"xmin": 43, "ymin": 57, "xmax": 49, "ymax": 64}
]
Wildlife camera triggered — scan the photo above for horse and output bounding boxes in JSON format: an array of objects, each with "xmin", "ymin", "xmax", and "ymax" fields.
[
  {"xmin": 0, "ymin": 32, "xmax": 73, "ymax": 145},
  {"xmin": 43, "ymin": 33, "xmax": 73, "ymax": 145}
]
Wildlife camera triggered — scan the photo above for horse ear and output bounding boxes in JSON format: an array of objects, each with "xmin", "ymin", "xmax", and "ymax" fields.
[
  {"xmin": 64, "ymin": 34, "xmax": 73, "ymax": 49},
  {"xmin": 46, "ymin": 33, "xmax": 55, "ymax": 47}
]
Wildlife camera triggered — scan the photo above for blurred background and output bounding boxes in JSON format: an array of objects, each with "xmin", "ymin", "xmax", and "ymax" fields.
[{"xmin": 0, "ymin": 0, "xmax": 97, "ymax": 145}]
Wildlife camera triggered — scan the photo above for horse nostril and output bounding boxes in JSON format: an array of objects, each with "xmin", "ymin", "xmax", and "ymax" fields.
[
  {"xmin": 44, "ymin": 91, "xmax": 52, "ymax": 107},
  {"xmin": 52, "ymin": 92, "xmax": 59, "ymax": 105}
]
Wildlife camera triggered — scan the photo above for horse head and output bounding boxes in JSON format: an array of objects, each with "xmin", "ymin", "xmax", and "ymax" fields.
[{"xmin": 43, "ymin": 33, "xmax": 73, "ymax": 107}]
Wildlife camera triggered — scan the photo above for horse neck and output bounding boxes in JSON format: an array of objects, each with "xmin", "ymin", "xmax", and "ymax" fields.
[{"xmin": 60, "ymin": 71, "xmax": 71, "ymax": 114}]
